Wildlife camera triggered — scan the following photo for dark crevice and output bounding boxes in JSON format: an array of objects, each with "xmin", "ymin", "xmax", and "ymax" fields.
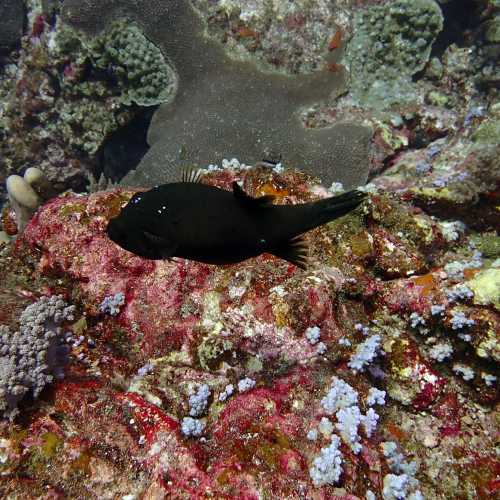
[
  {"xmin": 431, "ymin": 0, "xmax": 484, "ymax": 59},
  {"xmin": 413, "ymin": 189, "xmax": 500, "ymax": 232},
  {"xmin": 95, "ymin": 106, "xmax": 157, "ymax": 183}
]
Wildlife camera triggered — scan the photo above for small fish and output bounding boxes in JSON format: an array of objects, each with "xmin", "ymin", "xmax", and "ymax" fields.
[
  {"xmin": 106, "ymin": 171, "xmax": 366, "ymax": 269},
  {"xmin": 328, "ymin": 28, "xmax": 342, "ymax": 51}
]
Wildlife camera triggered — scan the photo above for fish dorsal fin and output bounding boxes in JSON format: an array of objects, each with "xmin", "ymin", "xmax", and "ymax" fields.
[
  {"xmin": 232, "ymin": 181, "xmax": 275, "ymax": 207},
  {"xmin": 271, "ymin": 235, "xmax": 309, "ymax": 270},
  {"xmin": 181, "ymin": 168, "xmax": 203, "ymax": 183}
]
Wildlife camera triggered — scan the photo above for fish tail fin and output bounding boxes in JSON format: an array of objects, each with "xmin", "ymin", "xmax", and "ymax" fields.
[
  {"xmin": 271, "ymin": 235, "xmax": 309, "ymax": 270},
  {"xmin": 320, "ymin": 189, "xmax": 367, "ymax": 221},
  {"xmin": 269, "ymin": 190, "xmax": 367, "ymax": 270}
]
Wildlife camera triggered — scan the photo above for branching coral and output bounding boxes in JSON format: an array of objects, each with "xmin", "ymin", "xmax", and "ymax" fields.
[{"xmin": 0, "ymin": 295, "xmax": 75, "ymax": 420}]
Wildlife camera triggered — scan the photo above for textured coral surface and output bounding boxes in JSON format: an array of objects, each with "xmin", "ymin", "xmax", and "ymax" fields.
[{"xmin": 62, "ymin": 0, "xmax": 372, "ymax": 189}]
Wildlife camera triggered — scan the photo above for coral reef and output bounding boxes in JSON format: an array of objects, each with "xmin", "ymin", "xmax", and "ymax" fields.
[
  {"xmin": 0, "ymin": 166, "xmax": 496, "ymax": 497},
  {"xmin": 346, "ymin": 0, "xmax": 444, "ymax": 109},
  {"xmin": 0, "ymin": 0, "xmax": 173, "ymax": 195},
  {"xmin": 62, "ymin": 0, "xmax": 372, "ymax": 189},
  {"xmin": 0, "ymin": 0, "xmax": 498, "ymax": 498}
]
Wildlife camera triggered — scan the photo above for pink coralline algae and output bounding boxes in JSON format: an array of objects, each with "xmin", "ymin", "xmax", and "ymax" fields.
[{"xmin": 0, "ymin": 167, "xmax": 498, "ymax": 498}]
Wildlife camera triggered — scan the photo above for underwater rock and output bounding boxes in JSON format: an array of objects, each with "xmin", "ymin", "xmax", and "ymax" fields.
[
  {"xmin": 62, "ymin": 0, "xmax": 372, "ymax": 189},
  {"xmin": 191, "ymin": 0, "xmax": 350, "ymax": 74},
  {"xmin": 0, "ymin": 0, "xmax": 24, "ymax": 49},
  {"xmin": 372, "ymin": 130, "xmax": 500, "ymax": 223}
]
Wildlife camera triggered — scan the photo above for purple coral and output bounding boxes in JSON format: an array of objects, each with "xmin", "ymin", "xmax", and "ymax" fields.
[
  {"xmin": 188, "ymin": 383, "xmax": 211, "ymax": 417},
  {"xmin": 450, "ymin": 310, "xmax": 475, "ymax": 330},
  {"xmin": 238, "ymin": 377, "xmax": 256, "ymax": 393},
  {"xmin": 309, "ymin": 434, "xmax": 343, "ymax": 486},
  {"xmin": 367, "ymin": 387, "xmax": 386, "ymax": 406},
  {"xmin": 348, "ymin": 334, "xmax": 381, "ymax": 372},
  {"xmin": 321, "ymin": 376, "xmax": 358, "ymax": 414},
  {"xmin": 0, "ymin": 295, "xmax": 75, "ymax": 420},
  {"xmin": 415, "ymin": 161, "xmax": 431, "ymax": 175},
  {"xmin": 99, "ymin": 292, "xmax": 125, "ymax": 316},
  {"xmin": 181, "ymin": 416, "xmax": 205, "ymax": 437}
]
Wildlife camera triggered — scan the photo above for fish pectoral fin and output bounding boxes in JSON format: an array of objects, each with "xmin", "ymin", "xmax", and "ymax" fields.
[
  {"xmin": 232, "ymin": 181, "xmax": 275, "ymax": 207},
  {"xmin": 180, "ymin": 167, "xmax": 203, "ymax": 183},
  {"xmin": 271, "ymin": 235, "xmax": 309, "ymax": 270},
  {"xmin": 142, "ymin": 230, "xmax": 178, "ymax": 259}
]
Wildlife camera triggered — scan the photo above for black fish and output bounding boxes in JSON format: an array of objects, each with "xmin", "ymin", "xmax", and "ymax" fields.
[{"xmin": 106, "ymin": 172, "xmax": 366, "ymax": 269}]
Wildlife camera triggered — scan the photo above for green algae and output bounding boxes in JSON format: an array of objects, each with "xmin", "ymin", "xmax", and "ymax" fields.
[
  {"xmin": 59, "ymin": 202, "xmax": 87, "ymax": 218},
  {"xmin": 197, "ymin": 334, "xmax": 233, "ymax": 371},
  {"xmin": 25, "ymin": 432, "xmax": 63, "ymax": 475},
  {"xmin": 40, "ymin": 432, "xmax": 63, "ymax": 458},
  {"xmin": 245, "ymin": 355, "xmax": 264, "ymax": 374},
  {"xmin": 471, "ymin": 118, "xmax": 500, "ymax": 144},
  {"xmin": 470, "ymin": 234, "xmax": 500, "ymax": 258},
  {"xmin": 467, "ymin": 267, "xmax": 500, "ymax": 311},
  {"xmin": 484, "ymin": 15, "xmax": 500, "ymax": 43},
  {"xmin": 233, "ymin": 424, "xmax": 292, "ymax": 472},
  {"xmin": 426, "ymin": 90, "xmax": 451, "ymax": 107}
]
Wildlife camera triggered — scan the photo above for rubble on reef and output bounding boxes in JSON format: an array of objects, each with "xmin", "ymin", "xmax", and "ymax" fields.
[{"xmin": 0, "ymin": 166, "xmax": 497, "ymax": 498}]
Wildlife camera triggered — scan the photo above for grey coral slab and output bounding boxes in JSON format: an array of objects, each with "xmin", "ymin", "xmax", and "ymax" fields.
[
  {"xmin": 0, "ymin": 0, "xmax": 24, "ymax": 48},
  {"xmin": 63, "ymin": 0, "xmax": 372, "ymax": 189}
]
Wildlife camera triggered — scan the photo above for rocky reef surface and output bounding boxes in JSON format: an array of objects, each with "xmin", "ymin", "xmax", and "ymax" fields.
[
  {"xmin": 0, "ymin": 0, "xmax": 499, "ymax": 498},
  {"xmin": 0, "ymin": 163, "xmax": 498, "ymax": 498}
]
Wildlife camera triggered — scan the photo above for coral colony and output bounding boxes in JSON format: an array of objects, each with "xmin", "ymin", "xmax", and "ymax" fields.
[
  {"xmin": 0, "ymin": 0, "xmax": 499, "ymax": 498},
  {"xmin": 62, "ymin": 0, "xmax": 373, "ymax": 189}
]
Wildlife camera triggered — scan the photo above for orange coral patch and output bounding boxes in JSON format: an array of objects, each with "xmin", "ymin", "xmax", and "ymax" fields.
[
  {"xmin": 326, "ymin": 62, "xmax": 343, "ymax": 73},
  {"xmin": 463, "ymin": 268, "xmax": 480, "ymax": 280},
  {"xmin": 255, "ymin": 182, "xmax": 290, "ymax": 199},
  {"xmin": 386, "ymin": 422, "xmax": 407, "ymax": 441},
  {"xmin": 412, "ymin": 273, "xmax": 437, "ymax": 296},
  {"xmin": 236, "ymin": 26, "xmax": 257, "ymax": 38}
]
